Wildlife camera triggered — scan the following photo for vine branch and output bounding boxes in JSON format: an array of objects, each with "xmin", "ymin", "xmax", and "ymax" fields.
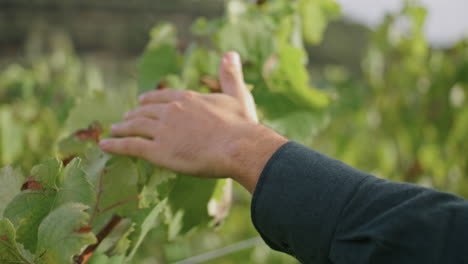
[
  {"xmin": 98, "ymin": 195, "xmax": 140, "ymax": 215},
  {"xmin": 89, "ymin": 168, "xmax": 106, "ymax": 225},
  {"xmin": 75, "ymin": 215, "xmax": 122, "ymax": 264}
]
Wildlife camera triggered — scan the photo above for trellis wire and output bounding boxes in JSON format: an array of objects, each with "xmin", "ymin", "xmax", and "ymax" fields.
[{"xmin": 172, "ymin": 237, "xmax": 263, "ymax": 264}]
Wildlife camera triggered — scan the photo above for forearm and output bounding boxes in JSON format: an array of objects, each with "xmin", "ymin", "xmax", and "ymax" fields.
[{"xmin": 250, "ymin": 141, "xmax": 468, "ymax": 263}]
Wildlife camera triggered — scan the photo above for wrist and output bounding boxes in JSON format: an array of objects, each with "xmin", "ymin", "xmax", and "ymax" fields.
[{"xmin": 226, "ymin": 123, "xmax": 288, "ymax": 193}]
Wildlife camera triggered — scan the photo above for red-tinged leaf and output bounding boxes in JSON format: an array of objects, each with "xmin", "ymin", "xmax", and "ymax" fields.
[
  {"xmin": 156, "ymin": 80, "xmax": 167, "ymax": 90},
  {"xmin": 74, "ymin": 122, "xmax": 103, "ymax": 143},
  {"xmin": 76, "ymin": 215, "xmax": 122, "ymax": 264},
  {"xmin": 77, "ymin": 226, "xmax": 92, "ymax": 234},
  {"xmin": 404, "ymin": 160, "xmax": 423, "ymax": 182},
  {"xmin": 252, "ymin": 0, "xmax": 266, "ymax": 6},
  {"xmin": 177, "ymin": 40, "xmax": 187, "ymax": 53},
  {"xmin": 62, "ymin": 155, "xmax": 77, "ymax": 166},
  {"xmin": 201, "ymin": 76, "xmax": 221, "ymax": 93},
  {"xmin": 21, "ymin": 176, "xmax": 44, "ymax": 191},
  {"xmin": 1, "ymin": 235, "xmax": 7, "ymax": 241}
]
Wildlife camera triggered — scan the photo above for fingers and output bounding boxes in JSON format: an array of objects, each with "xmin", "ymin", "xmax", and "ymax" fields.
[
  {"xmin": 111, "ymin": 118, "xmax": 159, "ymax": 138},
  {"xmin": 219, "ymin": 52, "xmax": 258, "ymax": 122},
  {"xmin": 124, "ymin": 104, "xmax": 166, "ymax": 120},
  {"xmin": 139, "ymin": 89, "xmax": 185, "ymax": 105},
  {"xmin": 219, "ymin": 52, "xmax": 246, "ymax": 100},
  {"xmin": 99, "ymin": 137, "xmax": 155, "ymax": 160}
]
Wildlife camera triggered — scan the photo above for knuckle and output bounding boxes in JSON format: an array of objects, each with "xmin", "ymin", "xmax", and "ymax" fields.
[
  {"xmin": 239, "ymin": 110, "xmax": 250, "ymax": 119},
  {"xmin": 180, "ymin": 91, "xmax": 196, "ymax": 101},
  {"xmin": 124, "ymin": 111, "xmax": 134, "ymax": 120},
  {"xmin": 168, "ymin": 102, "xmax": 183, "ymax": 112},
  {"xmin": 141, "ymin": 91, "xmax": 156, "ymax": 101}
]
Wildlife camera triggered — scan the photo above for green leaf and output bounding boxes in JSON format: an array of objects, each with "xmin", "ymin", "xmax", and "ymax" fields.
[
  {"xmin": 138, "ymin": 45, "xmax": 179, "ymax": 93},
  {"xmin": 265, "ymin": 43, "xmax": 330, "ymax": 109},
  {"xmin": 135, "ymin": 159, "xmax": 154, "ymax": 187},
  {"xmin": 87, "ymin": 253, "xmax": 125, "ymax": 264},
  {"xmin": 264, "ymin": 111, "xmax": 329, "ymax": 144},
  {"xmin": 82, "ymin": 147, "xmax": 112, "ymax": 188},
  {"xmin": 30, "ymin": 158, "xmax": 62, "ymax": 190},
  {"xmin": 57, "ymin": 158, "xmax": 95, "ymax": 207},
  {"xmin": 4, "ymin": 191, "xmax": 56, "ymax": 252},
  {"xmin": 35, "ymin": 203, "xmax": 96, "ymax": 264},
  {"xmin": 139, "ymin": 168, "xmax": 177, "ymax": 209},
  {"xmin": 191, "ymin": 17, "xmax": 221, "ymax": 36},
  {"xmin": 100, "ymin": 157, "xmax": 139, "ymax": 217},
  {"xmin": 167, "ymin": 176, "xmax": 217, "ymax": 235},
  {"xmin": 0, "ymin": 218, "xmax": 33, "ymax": 263},
  {"xmin": 147, "ymin": 23, "xmax": 177, "ymax": 50},
  {"xmin": 181, "ymin": 46, "xmax": 220, "ymax": 90},
  {"xmin": 4, "ymin": 159, "xmax": 95, "ymax": 252},
  {"xmin": 298, "ymin": 0, "xmax": 340, "ymax": 45},
  {"xmin": 215, "ymin": 15, "xmax": 275, "ymax": 66},
  {"xmin": 0, "ymin": 107, "xmax": 25, "ymax": 165},
  {"xmin": 57, "ymin": 134, "xmax": 94, "ymax": 160},
  {"xmin": 65, "ymin": 90, "xmax": 135, "ymax": 134},
  {"xmin": 0, "ymin": 167, "xmax": 23, "ymax": 217},
  {"xmin": 106, "ymin": 221, "xmax": 134, "ymax": 256},
  {"xmin": 126, "ymin": 199, "xmax": 167, "ymax": 261},
  {"xmin": 91, "ymin": 218, "xmax": 134, "ymax": 257},
  {"xmin": 208, "ymin": 179, "xmax": 232, "ymax": 225}
]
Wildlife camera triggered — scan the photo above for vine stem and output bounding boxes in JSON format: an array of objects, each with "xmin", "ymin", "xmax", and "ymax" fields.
[
  {"xmin": 88, "ymin": 168, "xmax": 106, "ymax": 225},
  {"xmin": 77, "ymin": 167, "xmax": 139, "ymax": 263},
  {"xmin": 98, "ymin": 195, "xmax": 140, "ymax": 215},
  {"xmin": 76, "ymin": 215, "xmax": 122, "ymax": 264}
]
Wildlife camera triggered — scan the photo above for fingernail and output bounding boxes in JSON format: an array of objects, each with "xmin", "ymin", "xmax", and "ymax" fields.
[
  {"xmin": 229, "ymin": 52, "xmax": 241, "ymax": 66},
  {"xmin": 111, "ymin": 124, "xmax": 119, "ymax": 130},
  {"xmin": 138, "ymin": 94, "xmax": 146, "ymax": 102},
  {"xmin": 124, "ymin": 112, "xmax": 130, "ymax": 119}
]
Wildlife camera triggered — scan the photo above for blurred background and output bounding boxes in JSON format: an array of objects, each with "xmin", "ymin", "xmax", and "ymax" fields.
[{"xmin": 1, "ymin": 0, "xmax": 467, "ymax": 263}]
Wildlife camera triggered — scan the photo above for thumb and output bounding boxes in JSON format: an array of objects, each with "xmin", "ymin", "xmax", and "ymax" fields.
[{"xmin": 219, "ymin": 51, "xmax": 258, "ymax": 122}]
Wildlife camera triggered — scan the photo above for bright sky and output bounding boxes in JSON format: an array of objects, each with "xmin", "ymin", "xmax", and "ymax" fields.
[{"xmin": 335, "ymin": 0, "xmax": 468, "ymax": 47}]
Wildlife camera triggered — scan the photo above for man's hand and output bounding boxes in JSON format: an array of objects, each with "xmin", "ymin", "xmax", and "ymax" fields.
[{"xmin": 99, "ymin": 52, "xmax": 287, "ymax": 193}]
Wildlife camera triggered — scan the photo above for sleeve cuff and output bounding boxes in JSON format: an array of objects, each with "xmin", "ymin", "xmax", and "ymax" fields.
[{"xmin": 251, "ymin": 141, "xmax": 371, "ymax": 263}]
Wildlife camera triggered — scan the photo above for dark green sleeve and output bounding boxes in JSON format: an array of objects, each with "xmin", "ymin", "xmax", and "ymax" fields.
[{"xmin": 251, "ymin": 141, "xmax": 468, "ymax": 264}]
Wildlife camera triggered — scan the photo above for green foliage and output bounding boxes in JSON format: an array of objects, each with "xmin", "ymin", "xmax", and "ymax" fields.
[
  {"xmin": 0, "ymin": 1, "xmax": 337, "ymax": 262},
  {"xmin": 0, "ymin": 34, "xmax": 96, "ymax": 169},
  {"xmin": 35, "ymin": 204, "xmax": 97, "ymax": 264},
  {"xmin": 1, "ymin": 0, "xmax": 467, "ymax": 263},
  {"xmin": 4, "ymin": 191, "xmax": 57, "ymax": 252},
  {"xmin": 167, "ymin": 176, "xmax": 217, "ymax": 235},
  {"xmin": 315, "ymin": 2, "xmax": 468, "ymax": 197},
  {"xmin": 0, "ymin": 167, "xmax": 23, "ymax": 217},
  {"xmin": 298, "ymin": 0, "xmax": 341, "ymax": 44},
  {"xmin": 99, "ymin": 157, "xmax": 139, "ymax": 217},
  {"xmin": 87, "ymin": 254, "xmax": 125, "ymax": 264},
  {"xmin": 125, "ymin": 199, "xmax": 167, "ymax": 261},
  {"xmin": 31, "ymin": 158, "xmax": 62, "ymax": 190},
  {"xmin": 138, "ymin": 46, "xmax": 179, "ymax": 93},
  {"xmin": 0, "ymin": 218, "xmax": 34, "ymax": 263}
]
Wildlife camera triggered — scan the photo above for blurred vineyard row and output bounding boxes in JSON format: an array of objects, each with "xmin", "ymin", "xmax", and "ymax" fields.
[{"xmin": 0, "ymin": 1, "xmax": 467, "ymax": 263}]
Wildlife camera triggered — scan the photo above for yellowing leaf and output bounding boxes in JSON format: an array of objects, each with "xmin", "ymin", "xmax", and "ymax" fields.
[
  {"xmin": 0, "ymin": 218, "xmax": 33, "ymax": 263},
  {"xmin": 0, "ymin": 167, "xmax": 23, "ymax": 217},
  {"xmin": 35, "ymin": 203, "xmax": 96, "ymax": 264}
]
